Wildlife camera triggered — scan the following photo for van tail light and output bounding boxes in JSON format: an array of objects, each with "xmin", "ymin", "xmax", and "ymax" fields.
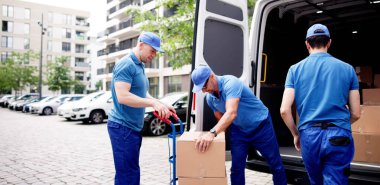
[{"xmin": 192, "ymin": 92, "xmax": 196, "ymax": 111}]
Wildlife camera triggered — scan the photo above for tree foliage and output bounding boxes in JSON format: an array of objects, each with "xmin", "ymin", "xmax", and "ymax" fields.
[
  {"xmin": 125, "ymin": 0, "xmax": 195, "ymax": 69},
  {"xmin": 0, "ymin": 51, "xmax": 39, "ymax": 95},
  {"xmin": 45, "ymin": 56, "xmax": 76, "ymax": 93}
]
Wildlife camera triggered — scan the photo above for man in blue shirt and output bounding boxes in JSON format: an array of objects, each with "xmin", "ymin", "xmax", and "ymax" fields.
[
  {"xmin": 280, "ymin": 24, "xmax": 361, "ymax": 185},
  {"xmin": 191, "ymin": 66, "xmax": 286, "ymax": 185},
  {"xmin": 108, "ymin": 31, "xmax": 174, "ymax": 185}
]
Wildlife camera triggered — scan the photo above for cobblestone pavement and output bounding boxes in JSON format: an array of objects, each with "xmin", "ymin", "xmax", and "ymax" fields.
[{"xmin": 0, "ymin": 108, "xmax": 273, "ymax": 185}]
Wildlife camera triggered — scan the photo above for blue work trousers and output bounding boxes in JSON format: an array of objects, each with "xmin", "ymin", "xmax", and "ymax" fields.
[
  {"xmin": 230, "ymin": 114, "xmax": 287, "ymax": 185},
  {"xmin": 300, "ymin": 126, "xmax": 354, "ymax": 185},
  {"xmin": 108, "ymin": 120, "xmax": 142, "ymax": 185}
]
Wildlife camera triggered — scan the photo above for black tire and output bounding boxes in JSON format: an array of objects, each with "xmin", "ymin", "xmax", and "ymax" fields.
[
  {"xmin": 147, "ymin": 118, "xmax": 167, "ymax": 136},
  {"xmin": 89, "ymin": 110, "xmax": 104, "ymax": 124},
  {"xmin": 65, "ymin": 118, "xmax": 72, "ymax": 121},
  {"xmin": 42, "ymin": 107, "xmax": 53, "ymax": 115}
]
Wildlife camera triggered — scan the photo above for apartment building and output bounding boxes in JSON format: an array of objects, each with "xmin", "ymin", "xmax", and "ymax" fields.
[
  {"xmin": 95, "ymin": 0, "xmax": 191, "ymax": 98},
  {"xmin": 0, "ymin": 0, "xmax": 91, "ymax": 95}
]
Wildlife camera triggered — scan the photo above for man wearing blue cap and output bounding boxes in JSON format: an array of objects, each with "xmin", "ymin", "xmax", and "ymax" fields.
[
  {"xmin": 107, "ymin": 31, "xmax": 174, "ymax": 185},
  {"xmin": 191, "ymin": 65, "xmax": 286, "ymax": 185},
  {"xmin": 280, "ymin": 23, "xmax": 361, "ymax": 184}
]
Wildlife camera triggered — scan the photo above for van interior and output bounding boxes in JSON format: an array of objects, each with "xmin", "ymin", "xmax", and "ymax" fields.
[{"xmin": 254, "ymin": 0, "xmax": 380, "ymax": 177}]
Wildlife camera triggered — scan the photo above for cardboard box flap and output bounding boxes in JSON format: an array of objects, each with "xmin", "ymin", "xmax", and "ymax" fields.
[{"xmin": 352, "ymin": 132, "xmax": 380, "ymax": 163}]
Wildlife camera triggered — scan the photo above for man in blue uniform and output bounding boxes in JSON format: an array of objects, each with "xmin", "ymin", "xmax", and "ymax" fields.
[
  {"xmin": 280, "ymin": 24, "xmax": 361, "ymax": 185},
  {"xmin": 108, "ymin": 31, "xmax": 174, "ymax": 185},
  {"xmin": 191, "ymin": 65, "xmax": 286, "ymax": 185}
]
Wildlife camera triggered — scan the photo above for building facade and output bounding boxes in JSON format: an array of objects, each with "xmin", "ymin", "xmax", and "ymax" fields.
[
  {"xmin": 94, "ymin": 0, "xmax": 191, "ymax": 98},
  {"xmin": 0, "ymin": 0, "xmax": 91, "ymax": 95}
]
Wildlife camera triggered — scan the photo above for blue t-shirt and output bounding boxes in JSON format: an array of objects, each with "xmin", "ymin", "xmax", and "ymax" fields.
[
  {"xmin": 206, "ymin": 75, "xmax": 268, "ymax": 134},
  {"xmin": 285, "ymin": 52, "xmax": 359, "ymax": 131},
  {"xmin": 108, "ymin": 51, "xmax": 149, "ymax": 132}
]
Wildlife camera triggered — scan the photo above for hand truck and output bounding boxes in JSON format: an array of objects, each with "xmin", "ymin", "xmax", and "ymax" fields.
[{"xmin": 153, "ymin": 111, "xmax": 184, "ymax": 185}]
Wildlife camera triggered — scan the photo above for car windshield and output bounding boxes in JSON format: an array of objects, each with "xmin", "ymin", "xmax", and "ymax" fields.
[
  {"xmin": 159, "ymin": 93, "xmax": 186, "ymax": 105},
  {"xmin": 80, "ymin": 92, "xmax": 105, "ymax": 102},
  {"xmin": 41, "ymin": 96, "xmax": 56, "ymax": 102}
]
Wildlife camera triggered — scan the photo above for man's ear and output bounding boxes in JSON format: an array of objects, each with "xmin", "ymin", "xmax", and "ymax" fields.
[
  {"xmin": 327, "ymin": 39, "xmax": 332, "ymax": 49},
  {"xmin": 305, "ymin": 41, "xmax": 311, "ymax": 50}
]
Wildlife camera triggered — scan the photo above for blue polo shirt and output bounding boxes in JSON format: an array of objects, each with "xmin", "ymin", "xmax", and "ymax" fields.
[
  {"xmin": 206, "ymin": 75, "xmax": 269, "ymax": 134},
  {"xmin": 285, "ymin": 52, "xmax": 359, "ymax": 131},
  {"xmin": 108, "ymin": 51, "xmax": 149, "ymax": 132}
]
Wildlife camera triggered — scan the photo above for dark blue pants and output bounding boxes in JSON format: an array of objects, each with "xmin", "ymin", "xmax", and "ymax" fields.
[
  {"xmin": 230, "ymin": 114, "xmax": 287, "ymax": 185},
  {"xmin": 108, "ymin": 120, "xmax": 142, "ymax": 185},
  {"xmin": 300, "ymin": 126, "xmax": 354, "ymax": 185}
]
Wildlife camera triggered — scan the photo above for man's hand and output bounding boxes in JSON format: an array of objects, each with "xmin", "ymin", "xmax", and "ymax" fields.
[
  {"xmin": 294, "ymin": 135, "xmax": 301, "ymax": 152},
  {"xmin": 152, "ymin": 100, "xmax": 172, "ymax": 119},
  {"xmin": 195, "ymin": 132, "xmax": 215, "ymax": 153}
]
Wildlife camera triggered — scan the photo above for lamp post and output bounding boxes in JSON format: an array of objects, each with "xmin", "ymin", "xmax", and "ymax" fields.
[{"xmin": 38, "ymin": 14, "xmax": 46, "ymax": 99}]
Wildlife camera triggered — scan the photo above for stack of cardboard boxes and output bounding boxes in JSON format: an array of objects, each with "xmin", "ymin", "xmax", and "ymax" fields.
[
  {"xmin": 176, "ymin": 132, "xmax": 227, "ymax": 185},
  {"xmin": 351, "ymin": 72, "xmax": 380, "ymax": 163}
]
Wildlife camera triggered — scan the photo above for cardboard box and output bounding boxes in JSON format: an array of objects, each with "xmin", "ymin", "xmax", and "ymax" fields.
[
  {"xmin": 363, "ymin": 89, "xmax": 380, "ymax": 105},
  {"xmin": 355, "ymin": 66, "xmax": 373, "ymax": 86},
  {"xmin": 352, "ymin": 132, "xmax": 380, "ymax": 163},
  {"xmin": 374, "ymin": 74, "xmax": 380, "ymax": 88},
  {"xmin": 351, "ymin": 106, "xmax": 380, "ymax": 134},
  {"xmin": 177, "ymin": 132, "xmax": 226, "ymax": 178},
  {"xmin": 179, "ymin": 176, "xmax": 227, "ymax": 185}
]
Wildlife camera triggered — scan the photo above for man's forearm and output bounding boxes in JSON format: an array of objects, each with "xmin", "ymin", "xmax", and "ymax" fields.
[
  {"xmin": 213, "ymin": 111, "xmax": 236, "ymax": 134},
  {"xmin": 118, "ymin": 91, "xmax": 155, "ymax": 108}
]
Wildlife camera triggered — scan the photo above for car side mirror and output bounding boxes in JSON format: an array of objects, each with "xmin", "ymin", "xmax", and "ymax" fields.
[{"xmin": 175, "ymin": 101, "xmax": 186, "ymax": 109}]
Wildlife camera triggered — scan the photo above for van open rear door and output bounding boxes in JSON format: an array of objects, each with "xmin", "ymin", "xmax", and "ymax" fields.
[{"xmin": 188, "ymin": 0, "xmax": 250, "ymax": 134}]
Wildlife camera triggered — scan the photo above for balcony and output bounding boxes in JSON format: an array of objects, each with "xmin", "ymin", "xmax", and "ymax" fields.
[{"xmin": 108, "ymin": 0, "xmax": 140, "ymax": 20}]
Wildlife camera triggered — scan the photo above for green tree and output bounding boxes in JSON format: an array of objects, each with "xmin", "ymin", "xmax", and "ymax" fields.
[
  {"xmin": 0, "ymin": 51, "xmax": 39, "ymax": 95},
  {"xmin": 45, "ymin": 56, "xmax": 76, "ymax": 93},
  {"xmin": 95, "ymin": 80, "xmax": 102, "ymax": 90},
  {"xmin": 125, "ymin": 0, "xmax": 256, "ymax": 69},
  {"xmin": 126, "ymin": 0, "xmax": 195, "ymax": 69},
  {"xmin": 73, "ymin": 81, "xmax": 86, "ymax": 94}
]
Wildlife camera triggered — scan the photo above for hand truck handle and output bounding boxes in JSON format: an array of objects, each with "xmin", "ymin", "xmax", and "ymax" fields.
[{"xmin": 153, "ymin": 111, "xmax": 172, "ymax": 124}]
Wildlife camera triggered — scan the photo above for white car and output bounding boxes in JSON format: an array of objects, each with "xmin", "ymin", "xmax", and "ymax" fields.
[
  {"xmin": 30, "ymin": 95, "xmax": 84, "ymax": 115},
  {"xmin": 57, "ymin": 91, "xmax": 105, "ymax": 121},
  {"xmin": 70, "ymin": 91, "xmax": 113, "ymax": 124}
]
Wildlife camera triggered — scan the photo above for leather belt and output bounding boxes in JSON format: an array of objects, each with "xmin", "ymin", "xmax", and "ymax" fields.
[{"xmin": 312, "ymin": 123, "xmax": 337, "ymax": 129}]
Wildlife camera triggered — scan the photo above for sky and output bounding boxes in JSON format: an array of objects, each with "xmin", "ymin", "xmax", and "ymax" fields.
[{"xmin": 22, "ymin": 0, "xmax": 107, "ymax": 37}]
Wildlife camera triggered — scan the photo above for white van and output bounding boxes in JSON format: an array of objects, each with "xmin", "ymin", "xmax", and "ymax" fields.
[{"xmin": 189, "ymin": 0, "xmax": 380, "ymax": 183}]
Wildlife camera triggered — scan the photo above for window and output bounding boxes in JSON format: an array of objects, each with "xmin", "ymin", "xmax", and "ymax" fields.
[
  {"xmin": 167, "ymin": 75, "xmax": 182, "ymax": 93},
  {"xmin": 75, "ymin": 72, "xmax": 84, "ymax": 81},
  {"xmin": 25, "ymin": 8, "xmax": 30, "ymax": 19},
  {"xmin": 148, "ymin": 77, "xmax": 159, "ymax": 98},
  {"xmin": 106, "ymin": 63, "xmax": 115, "ymax": 73},
  {"xmin": 2, "ymin": 5, "xmax": 13, "ymax": 17},
  {"xmin": 75, "ymin": 44, "xmax": 84, "ymax": 53},
  {"xmin": 62, "ymin": 42, "xmax": 71, "ymax": 52},
  {"xmin": 145, "ymin": 57, "xmax": 159, "ymax": 69},
  {"xmin": 24, "ymin": 24, "xmax": 30, "ymax": 34},
  {"xmin": 1, "ymin": 36, "xmax": 12, "ymax": 48},
  {"xmin": 62, "ymin": 28, "xmax": 71, "ymax": 38},
  {"xmin": 1, "ymin": 52, "xmax": 11, "ymax": 62},
  {"xmin": 62, "ymin": 14, "xmax": 71, "ymax": 25},
  {"xmin": 2, "ymin": 21, "xmax": 13, "ymax": 32},
  {"xmin": 47, "ymin": 27, "xmax": 52, "ymax": 37},
  {"xmin": 47, "ymin": 40, "xmax": 52, "ymax": 51},
  {"xmin": 24, "ymin": 38, "xmax": 29, "ymax": 49}
]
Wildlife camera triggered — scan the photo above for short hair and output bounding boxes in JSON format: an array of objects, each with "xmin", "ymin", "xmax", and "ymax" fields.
[{"xmin": 306, "ymin": 35, "xmax": 330, "ymax": 49}]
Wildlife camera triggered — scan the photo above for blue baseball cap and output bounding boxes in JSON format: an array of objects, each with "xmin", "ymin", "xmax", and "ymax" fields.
[
  {"xmin": 306, "ymin": 24, "xmax": 330, "ymax": 39},
  {"xmin": 138, "ymin": 31, "xmax": 164, "ymax": 53},
  {"xmin": 191, "ymin": 65, "xmax": 212, "ymax": 92}
]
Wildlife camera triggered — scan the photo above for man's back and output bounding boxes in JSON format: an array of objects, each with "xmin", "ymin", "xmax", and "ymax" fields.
[{"xmin": 285, "ymin": 52, "xmax": 359, "ymax": 131}]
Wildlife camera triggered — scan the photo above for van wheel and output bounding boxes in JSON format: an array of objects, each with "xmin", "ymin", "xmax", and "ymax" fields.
[
  {"xmin": 90, "ymin": 110, "xmax": 104, "ymax": 124},
  {"xmin": 43, "ymin": 107, "xmax": 53, "ymax": 115},
  {"xmin": 148, "ymin": 118, "xmax": 167, "ymax": 136}
]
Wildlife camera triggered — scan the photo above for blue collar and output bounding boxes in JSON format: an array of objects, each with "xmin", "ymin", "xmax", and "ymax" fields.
[
  {"xmin": 130, "ymin": 51, "xmax": 144, "ymax": 67},
  {"xmin": 309, "ymin": 52, "xmax": 330, "ymax": 57}
]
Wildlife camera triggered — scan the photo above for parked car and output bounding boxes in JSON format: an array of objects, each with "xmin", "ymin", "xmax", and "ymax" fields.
[
  {"xmin": 70, "ymin": 91, "xmax": 112, "ymax": 124},
  {"xmin": 57, "ymin": 91, "xmax": 105, "ymax": 121},
  {"xmin": 0, "ymin": 95, "xmax": 14, "ymax": 107},
  {"xmin": 14, "ymin": 97, "xmax": 44, "ymax": 111},
  {"xmin": 23, "ymin": 96, "xmax": 54, "ymax": 113},
  {"xmin": 142, "ymin": 92, "xmax": 188, "ymax": 136},
  {"xmin": 30, "ymin": 95, "xmax": 84, "ymax": 115},
  {"xmin": 5, "ymin": 93, "xmax": 39, "ymax": 108}
]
